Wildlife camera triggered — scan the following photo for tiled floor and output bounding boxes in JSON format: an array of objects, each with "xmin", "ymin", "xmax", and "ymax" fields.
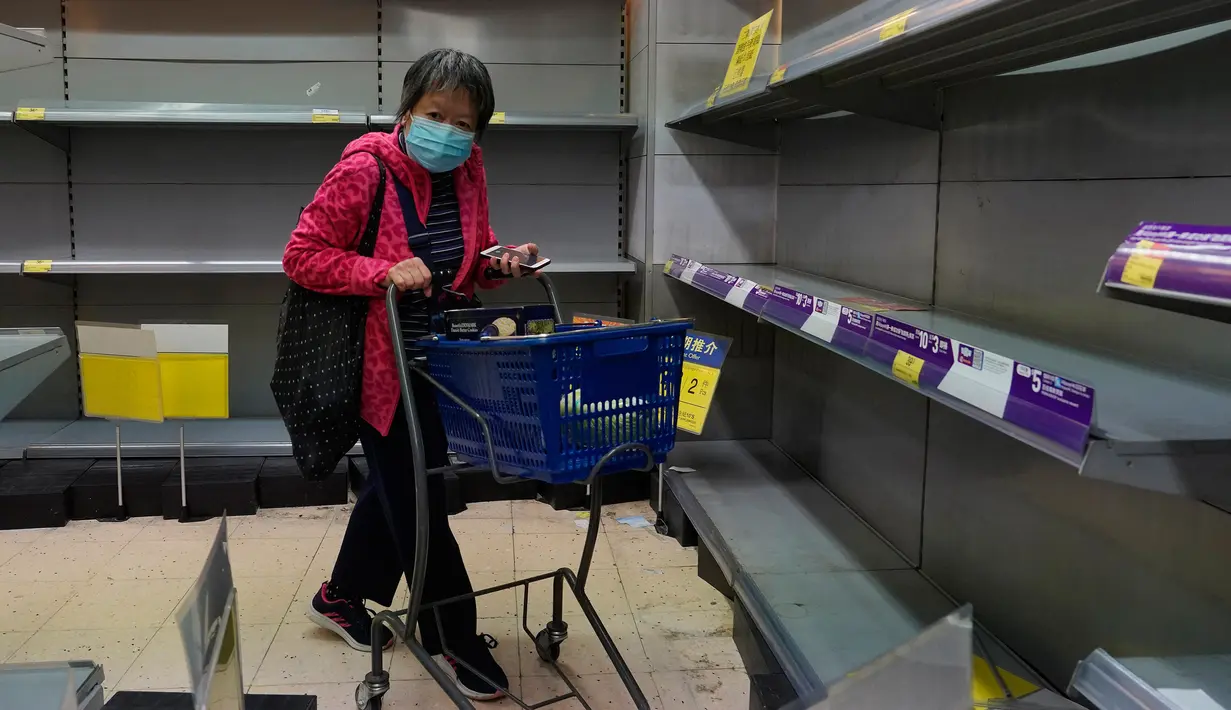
[{"xmin": 0, "ymin": 499, "xmax": 748, "ymax": 710}]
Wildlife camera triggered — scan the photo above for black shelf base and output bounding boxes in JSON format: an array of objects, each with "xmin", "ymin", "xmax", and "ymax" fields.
[
  {"xmin": 70, "ymin": 459, "xmax": 175, "ymax": 520},
  {"xmin": 105, "ymin": 691, "xmax": 316, "ymax": 710},
  {"xmin": 0, "ymin": 459, "xmax": 94, "ymax": 529},
  {"xmin": 160, "ymin": 457, "xmax": 261, "ymax": 519},
  {"xmin": 258, "ymin": 458, "xmax": 347, "ymax": 509}
]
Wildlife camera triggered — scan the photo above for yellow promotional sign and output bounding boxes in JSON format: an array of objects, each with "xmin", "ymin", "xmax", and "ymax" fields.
[
  {"xmin": 490, "ymin": 111, "xmax": 507, "ymax": 125},
  {"xmin": 769, "ymin": 64, "xmax": 787, "ymax": 85},
  {"xmin": 719, "ymin": 10, "xmax": 774, "ymax": 98},
  {"xmin": 676, "ymin": 331, "xmax": 732, "ymax": 435},
  {"xmin": 311, "ymin": 108, "xmax": 341, "ymax": 123},
  {"xmin": 705, "ymin": 87, "xmax": 720, "ymax": 108},
  {"xmin": 22, "ymin": 259, "xmax": 52, "ymax": 273},
  {"xmin": 1120, "ymin": 239, "xmax": 1166, "ymax": 289},
  {"xmin": 142, "ymin": 324, "xmax": 230, "ymax": 419},
  {"xmin": 15, "ymin": 107, "xmax": 46, "ymax": 121},
  {"xmin": 76, "ymin": 322, "xmax": 165, "ymax": 423}
]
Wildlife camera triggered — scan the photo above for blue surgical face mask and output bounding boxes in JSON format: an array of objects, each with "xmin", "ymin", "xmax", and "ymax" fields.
[{"xmin": 402, "ymin": 116, "xmax": 474, "ymax": 173}]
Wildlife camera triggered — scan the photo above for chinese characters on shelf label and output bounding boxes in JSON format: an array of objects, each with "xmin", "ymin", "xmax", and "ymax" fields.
[
  {"xmin": 1102, "ymin": 222, "xmax": 1231, "ymax": 303},
  {"xmin": 718, "ymin": 10, "xmax": 774, "ymax": 98},
  {"xmin": 664, "ymin": 255, "xmax": 1095, "ymax": 453},
  {"xmin": 677, "ymin": 330, "xmax": 732, "ymax": 435}
]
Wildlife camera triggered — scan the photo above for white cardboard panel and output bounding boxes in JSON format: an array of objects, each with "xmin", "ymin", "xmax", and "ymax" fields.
[
  {"xmin": 66, "ymin": 59, "xmax": 379, "ymax": 111},
  {"xmin": 64, "ymin": 0, "xmax": 377, "ymax": 61},
  {"xmin": 76, "ymin": 322, "xmax": 159, "ymax": 358},
  {"xmin": 141, "ymin": 323, "xmax": 229, "ymax": 354},
  {"xmin": 381, "ymin": 0, "xmax": 621, "ymax": 65}
]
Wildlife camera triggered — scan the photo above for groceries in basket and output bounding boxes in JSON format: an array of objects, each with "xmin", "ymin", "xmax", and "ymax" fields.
[
  {"xmin": 559, "ymin": 388, "xmax": 650, "ymax": 445},
  {"xmin": 432, "ymin": 305, "xmax": 557, "ymax": 340}
]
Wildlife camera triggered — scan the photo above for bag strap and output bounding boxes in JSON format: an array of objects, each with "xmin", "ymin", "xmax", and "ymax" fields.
[{"xmin": 355, "ymin": 154, "xmax": 386, "ymax": 258}]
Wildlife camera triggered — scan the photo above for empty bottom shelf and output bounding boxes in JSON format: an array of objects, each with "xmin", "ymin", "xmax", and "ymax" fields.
[
  {"xmin": 664, "ymin": 439, "xmax": 1048, "ymax": 701},
  {"xmin": 4, "ymin": 417, "xmax": 362, "ymax": 459}
]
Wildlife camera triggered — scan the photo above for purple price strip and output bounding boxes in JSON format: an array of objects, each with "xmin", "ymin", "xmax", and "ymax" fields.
[
  {"xmin": 1103, "ymin": 222, "xmax": 1231, "ymax": 301},
  {"xmin": 869, "ymin": 316, "xmax": 954, "ymax": 389},
  {"xmin": 691, "ymin": 265, "xmax": 738, "ymax": 299},
  {"xmin": 1004, "ymin": 363, "xmax": 1094, "ymax": 453},
  {"xmin": 763, "ymin": 286, "xmax": 814, "ymax": 329}
]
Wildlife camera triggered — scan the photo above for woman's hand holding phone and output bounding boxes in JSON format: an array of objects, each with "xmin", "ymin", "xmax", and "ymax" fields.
[
  {"xmin": 488, "ymin": 243, "xmax": 541, "ymax": 278},
  {"xmin": 382, "ymin": 257, "xmax": 433, "ymax": 295}
]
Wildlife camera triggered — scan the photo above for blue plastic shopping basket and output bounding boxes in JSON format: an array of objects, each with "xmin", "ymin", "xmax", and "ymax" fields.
[{"xmin": 417, "ymin": 320, "xmax": 691, "ymax": 483}]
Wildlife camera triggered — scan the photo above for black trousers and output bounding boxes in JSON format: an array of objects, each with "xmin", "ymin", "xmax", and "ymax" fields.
[{"xmin": 331, "ymin": 378, "xmax": 475, "ymax": 652}]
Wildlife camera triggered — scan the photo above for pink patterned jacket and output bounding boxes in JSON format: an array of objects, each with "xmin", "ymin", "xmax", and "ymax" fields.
[{"xmin": 283, "ymin": 130, "xmax": 501, "ymax": 437}]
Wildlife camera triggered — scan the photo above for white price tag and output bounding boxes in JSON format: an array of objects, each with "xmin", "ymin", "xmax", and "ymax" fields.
[
  {"xmin": 725, "ymin": 278, "xmax": 757, "ymax": 307},
  {"xmin": 799, "ymin": 298, "xmax": 841, "ymax": 343}
]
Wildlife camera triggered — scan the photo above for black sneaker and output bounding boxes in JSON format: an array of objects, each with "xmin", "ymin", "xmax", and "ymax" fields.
[
  {"xmin": 307, "ymin": 582, "xmax": 394, "ymax": 653},
  {"xmin": 435, "ymin": 633, "xmax": 508, "ymax": 701}
]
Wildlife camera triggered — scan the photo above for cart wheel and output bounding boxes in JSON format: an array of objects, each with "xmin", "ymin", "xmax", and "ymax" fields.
[
  {"xmin": 356, "ymin": 683, "xmax": 382, "ymax": 710},
  {"xmin": 535, "ymin": 628, "xmax": 562, "ymax": 663}
]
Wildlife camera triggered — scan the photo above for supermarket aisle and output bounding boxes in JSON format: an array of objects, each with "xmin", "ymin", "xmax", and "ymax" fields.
[{"xmin": 0, "ymin": 500, "xmax": 747, "ymax": 710}]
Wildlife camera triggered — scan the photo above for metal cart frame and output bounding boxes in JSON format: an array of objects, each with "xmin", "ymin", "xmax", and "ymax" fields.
[{"xmin": 355, "ymin": 277, "xmax": 654, "ymax": 710}]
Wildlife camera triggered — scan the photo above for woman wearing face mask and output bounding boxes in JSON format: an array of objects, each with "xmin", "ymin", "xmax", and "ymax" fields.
[{"xmin": 283, "ymin": 48, "xmax": 533, "ymax": 700}]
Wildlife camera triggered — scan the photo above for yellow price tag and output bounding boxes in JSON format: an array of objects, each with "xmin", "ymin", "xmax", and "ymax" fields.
[
  {"xmin": 891, "ymin": 350, "xmax": 924, "ymax": 386},
  {"xmin": 719, "ymin": 10, "xmax": 773, "ymax": 99},
  {"xmin": 311, "ymin": 108, "xmax": 341, "ymax": 124},
  {"xmin": 879, "ymin": 9, "xmax": 916, "ymax": 42},
  {"xmin": 1120, "ymin": 239, "xmax": 1166, "ymax": 289},
  {"xmin": 490, "ymin": 111, "xmax": 506, "ymax": 125},
  {"xmin": 22, "ymin": 259, "xmax": 52, "ymax": 273},
  {"xmin": 705, "ymin": 87, "xmax": 720, "ymax": 108},
  {"xmin": 769, "ymin": 64, "xmax": 787, "ymax": 85},
  {"xmin": 15, "ymin": 107, "xmax": 46, "ymax": 121}
]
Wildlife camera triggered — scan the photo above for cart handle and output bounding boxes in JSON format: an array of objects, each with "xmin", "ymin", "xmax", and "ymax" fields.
[{"xmin": 482, "ymin": 267, "xmax": 563, "ymax": 324}]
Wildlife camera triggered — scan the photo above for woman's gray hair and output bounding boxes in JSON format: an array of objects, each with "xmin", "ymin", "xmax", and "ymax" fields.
[{"xmin": 396, "ymin": 48, "xmax": 496, "ymax": 137}]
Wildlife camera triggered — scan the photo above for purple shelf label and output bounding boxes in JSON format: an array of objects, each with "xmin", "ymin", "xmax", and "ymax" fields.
[
  {"xmin": 871, "ymin": 317, "xmax": 954, "ymax": 369},
  {"xmin": 764, "ymin": 286, "xmax": 870, "ymax": 353},
  {"xmin": 1102, "ymin": 222, "xmax": 1231, "ymax": 302},
  {"xmin": 839, "ymin": 307, "xmax": 874, "ymax": 337}
]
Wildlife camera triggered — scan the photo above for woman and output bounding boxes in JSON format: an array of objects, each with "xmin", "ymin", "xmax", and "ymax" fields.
[{"xmin": 283, "ymin": 48, "xmax": 535, "ymax": 700}]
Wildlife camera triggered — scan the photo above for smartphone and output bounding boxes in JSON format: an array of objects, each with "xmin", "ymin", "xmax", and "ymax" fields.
[{"xmin": 481, "ymin": 245, "xmax": 551, "ymax": 271}]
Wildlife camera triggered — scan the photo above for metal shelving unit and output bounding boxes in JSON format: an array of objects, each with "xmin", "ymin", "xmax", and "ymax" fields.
[
  {"xmin": 1070, "ymin": 649, "xmax": 1231, "ymax": 710},
  {"xmin": 667, "ymin": 0, "xmax": 1231, "ymax": 145},
  {"xmin": 13, "ymin": 258, "xmax": 635, "ymax": 276},
  {"xmin": 369, "ymin": 111, "xmax": 639, "ymax": 133},
  {"xmin": 0, "ymin": 23, "xmax": 48, "ymax": 73},
  {"xmin": 664, "ymin": 440, "xmax": 1061, "ymax": 704},
  {"xmin": 19, "ymin": 417, "xmax": 360, "ymax": 459},
  {"xmin": 664, "ymin": 257, "xmax": 1231, "ymax": 509},
  {"xmin": 1098, "ymin": 223, "xmax": 1231, "ymax": 325}
]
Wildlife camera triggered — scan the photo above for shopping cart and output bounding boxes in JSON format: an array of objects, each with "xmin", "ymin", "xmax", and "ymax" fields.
[{"xmin": 355, "ymin": 275, "xmax": 691, "ymax": 710}]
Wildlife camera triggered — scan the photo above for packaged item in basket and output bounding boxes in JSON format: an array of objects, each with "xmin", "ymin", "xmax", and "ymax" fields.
[{"xmin": 438, "ymin": 305, "xmax": 557, "ymax": 340}]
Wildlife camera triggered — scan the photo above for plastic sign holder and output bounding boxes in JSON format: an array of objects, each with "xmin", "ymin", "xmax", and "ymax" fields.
[
  {"xmin": 176, "ymin": 515, "xmax": 244, "ymax": 710},
  {"xmin": 676, "ymin": 331, "xmax": 732, "ymax": 435},
  {"xmin": 75, "ymin": 321, "xmax": 229, "ymax": 522},
  {"xmin": 76, "ymin": 322, "xmax": 164, "ymax": 521},
  {"xmin": 143, "ymin": 323, "xmax": 230, "ymax": 522}
]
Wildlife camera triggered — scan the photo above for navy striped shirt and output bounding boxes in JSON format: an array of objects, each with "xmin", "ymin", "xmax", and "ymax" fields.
[{"xmin": 399, "ymin": 172, "xmax": 465, "ymax": 356}]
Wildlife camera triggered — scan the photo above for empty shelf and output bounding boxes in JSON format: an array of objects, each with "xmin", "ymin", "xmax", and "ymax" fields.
[
  {"xmin": 1070, "ymin": 649, "xmax": 1231, "ymax": 710},
  {"xmin": 370, "ymin": 112, "xmax": 638, "ymax": 132},
  {"xmin": 1099, "ymin": 223, "xmax": 1231, "ymax": 325},
  {"xmin": 666, "ymin": 257, "xmax": 1231, "ymax": 507},
  {"xmin": 0, "ymin": 328, "xmax": 71, "ymax": 421},
  {"xmin": 668, "ymin": 0, "xmax": 1231, "ymax": 142},
  {"xmin": 0, "ymin": 421, "xmax": 71, "ymax": 460},
  {"xmin": 21, "ymin": 417, "xmax": 362, "ymax": 459},
  {"xmin": 665, "ymin": 440, "xmax": 1050, "ymax": 701},
  {"xmin": 10, "ymin": 101, "xmax": 368, "ymax": 127},
  {"xmin": 14, "ymin": 258, "xmax": 634, "ymax": 276},
  {"xmin": 0, "ymin": 23, "xmax": 49, "ymax": 73}
]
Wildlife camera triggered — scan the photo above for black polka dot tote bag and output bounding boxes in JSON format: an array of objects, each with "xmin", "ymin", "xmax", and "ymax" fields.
[{"xmin": 271, "ymin": 156, "xmax": 386, "ymax": 480}]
